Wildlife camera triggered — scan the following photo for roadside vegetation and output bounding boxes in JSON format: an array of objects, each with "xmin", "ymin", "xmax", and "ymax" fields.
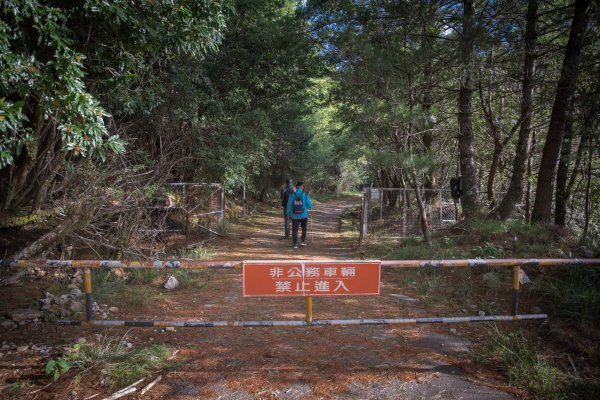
[
  {"xmin": 352, "ymin": 213, "xmax": 600, "ymax": 399},
  {"xmin": 47, "ymin": 332, "xmax": 171, "ymax": 389}
]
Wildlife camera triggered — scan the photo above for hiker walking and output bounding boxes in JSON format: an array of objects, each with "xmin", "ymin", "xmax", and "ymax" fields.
[
  {"xmin": 286, "ymin": 181, "xmax": 313, "ymax": 249},
  {"xmin": 280, "ymin": 178, "xmax": 294, "ymax": 238}
]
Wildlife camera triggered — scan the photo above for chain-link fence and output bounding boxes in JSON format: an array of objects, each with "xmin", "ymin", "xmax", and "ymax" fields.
[
  {"xmin": 359, "ymin": 187, "xmax": 528, "ymax": 243},
  {"xmin": 142, "ymin": 183, "xmax": 224, "ymax": 243}
]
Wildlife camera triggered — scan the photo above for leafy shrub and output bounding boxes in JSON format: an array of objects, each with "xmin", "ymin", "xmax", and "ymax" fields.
[
  {"xmin": 46, "ymin": 357, "xmax": 70, "ymax": 381},
  {"xmin": 471, "ymin": 242, "xmax": 505, "ymax": 258}
]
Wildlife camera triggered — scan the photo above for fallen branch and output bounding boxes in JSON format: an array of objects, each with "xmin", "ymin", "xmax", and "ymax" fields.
[
  {"xmin": 1, "ymin": 202, "xmax": 93, "ymax": 287},
  {"xmin": 168, "ymin": 349, "xmax": 180, "ymax": 360},
  {"xmin": 115, "ymin": 378, "xmax": 145, "ymax": 395},
  {"xmin": 140, "ymin": 375, "xmax": 162, "ymax": 396},
  {"xmin": 100, "ymin": 387, "xmax": 136, "ymax": 400},
  {"xmin": 27, "ymin": 382, "xmax": 53, "ymax": 395}
]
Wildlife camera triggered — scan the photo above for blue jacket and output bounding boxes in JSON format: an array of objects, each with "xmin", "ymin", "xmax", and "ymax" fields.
[{"xmin": 286, "ymin": 189, "xmax": 313, "ymax": 219}]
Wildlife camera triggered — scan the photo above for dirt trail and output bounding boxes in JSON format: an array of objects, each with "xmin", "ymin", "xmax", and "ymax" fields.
[
  {"xmin": 0, "ymin": 196, "xmax": 520, "ymax": 399},
  {"xmin": 214, "ymin": 196, "xmax": 358, "ymax": 260},
  {"xmin": 138, "ymin": 195, "xmax": 517, "ymax": 399}
]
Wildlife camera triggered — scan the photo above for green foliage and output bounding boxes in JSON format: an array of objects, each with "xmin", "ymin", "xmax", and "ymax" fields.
[
  {"xmin": 169, "ymin": 270, "xmax": 212, "ymax": 290},
  {"xmin": 91, "ymin": 270, "xmax": 154, "ymax": 310},
  {"xmin": 65, "ymin": 334, "xmax": 170, "ymax": 388},
  {"xmin": 176, "ymin": 246, "xmax": 215, "ymax": 260},
  {"xmin": 471, "ymin": 242, "xmax": 505, "ymax": 258},
  {"xmin": 45, "ymin": 357, "xmax": 70, "ymax": 381},
  {"xmin": 486, "ymin": 326, "xmax": 567, "ymax": 399},
  {"xmin": 531, "ymin": 266, "xmax": 600, "ymax": 327},
  {"xmin": 128, "ymin": 269, "xmax": 162, "ymax": 286},
  {"xmin": 0, "ymin": 1, "xmax": 126, "ymax": 167}
]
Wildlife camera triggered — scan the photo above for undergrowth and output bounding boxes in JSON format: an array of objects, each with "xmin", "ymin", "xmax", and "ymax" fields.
[
  {"xmin": 362, "ymin": 217, "xmax": 599, "ymax": 397},
  {"xmin": 91, "ymin": 270, "xmax": 155, "ymax": 309},
  {"xmin": 168, "ymin": 269, "xmax": 212, "ymax": 289},
  {"xmin": 65, "ymin": 332, "xmax": 171, "ymax": 388},
  {"xmin": 176, "ymin": 245, "xmax": 215, "ymax": 259},
  {"xmin": 486, "ymin": 325, "xmax": 567, "ymax": 399},
  {"xmin": 363, "ymin": 219, "xmax": 571, "ymax": 260},
  {"xmin": 90, "ymin": 267, "xmax": 212, "ymax": 309},
  {"xmin": 531, "ymin": 266, "xmax": 600, "ymax": 328}
]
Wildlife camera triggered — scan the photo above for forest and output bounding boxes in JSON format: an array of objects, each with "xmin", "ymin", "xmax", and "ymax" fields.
[
  {"xmin": 1, "ymin": 0, "xmax": 598, "ymax": 255},
  {"xmin": 0, "ymin": 0, "xmax": 599, "ymax": 399}
]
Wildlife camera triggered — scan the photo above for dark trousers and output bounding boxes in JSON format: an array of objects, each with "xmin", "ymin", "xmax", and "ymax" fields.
[
  {"xmin": 283, "ymin": 209, "xmax": 290, "ymax": 237},
  {"xmin": 292, "ymin": 218, "xmax": 307, "ymax": 245}
]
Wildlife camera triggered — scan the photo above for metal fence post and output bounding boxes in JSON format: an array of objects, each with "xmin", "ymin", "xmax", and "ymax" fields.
[
  {"xmin": 306, "ymin": 296, "xmax": 313, "ymax": 325},
  {"xmin": 511, "ymin": 265, "xmax": 520, "ymax": 316},
  {"xmin": 379, "ymin": 188, "xmax": 383, "ymax": 220},
  {"xmin": 242, "ymin": 185, "xmax": 246, "ymax": 217},
  {"xmin": 439, "ymin": 188, "xmax": 443, "ymax": 225},
  {"xmin": 220, "ymin": 186, "xmax": 225, "ymax": 234},
  {"xmin": 402, "ymin": 190, "xmax": 407, "ymax": 236},
  {"xmin": 359, "ymin": 190, "xmax": 369, "ymax": 244},
  {"xmin": 84, "ymin": 268, "xmax": 93, "ymax": 322}
]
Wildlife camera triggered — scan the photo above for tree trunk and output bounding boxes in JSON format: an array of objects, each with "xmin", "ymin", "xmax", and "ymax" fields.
[
  {"xmin": 554, "ymin": 102, "xmax": 576, "ymax": 225},
  {"xmin": 487, "ymin": 139, "xmax": 502, "ymax": 209},
  {"xmin": 532, "ymin": 0, "xmax": 591, "ymax": 223},
  {"xmin": 457, "ymin": 0, "xmax": 481, "ymax": 220},
  {"xmin": 410, "ymin": 172, "xmax": 432, "ymax": 248},
  {"xmin": 525, "ymin": 131, "xmax": 536, "ymax": 223},
  {"xmin": 580, "ymin": 136, "xmax": 593, "ymax": 244},
  {"xmin": 492, "ymin": 0, "xmax": 539, "ymax": 221}
]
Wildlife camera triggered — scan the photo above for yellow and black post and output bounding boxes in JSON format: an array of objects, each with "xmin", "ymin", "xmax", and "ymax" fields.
[
  {"xmin": 306, "ymin": 296, "xmax": 313, "ymax": 325},
  {"xmin": 84, "ymin": 268, "xmax": 93, "ymax": 322},
  {"xmin": 511, "ymin": 265, "xmax": 520, "ymax": 316}
]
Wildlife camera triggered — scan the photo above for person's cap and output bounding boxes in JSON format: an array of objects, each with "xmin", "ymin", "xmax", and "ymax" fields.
[{"xmin": 296, "ymin": 181, "xmax": 304, "ymax": 187}]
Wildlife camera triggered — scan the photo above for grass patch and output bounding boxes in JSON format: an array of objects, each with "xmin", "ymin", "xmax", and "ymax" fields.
[
  {"xmin": 312, "ymin": 191, "xmax": 361, "ymax": 203},
  {"xmin": 129, "ymin": 269, "xmax": 162, "ymax": 285},
  {"xmin": 471, "ymin": 242, "xmax": 506, "ymax": 258},
  {"xmin": 168, "ymin": 269, "xmax": 212, "ymax": 290},
  {"xmin": 3, "ymin": 383, "xmax": 23, "ymax": 398},
  {"xmin": 531, "ymin": 266, "xmax": 600, "ymax": 328},
  {"xmin": 340, "ymin": 204, "xmax": 361, "ymax": 233},
  {"xmin": 468, "ymin": 219, "xmax": 510, "ymax": 237},
  {"xmin": 91, "ymin": 270, "xmax": 156, "ymax": 310},
  {"xmin": 486, "ymin": 325, "xmax": 567, "ymax": 399},
  {"xmin": 369, "ymin": 235, "xmax": 459, "ymax": 260},
  {"xmin": 176, "ymin": 245, "xmax": 215, "ymax": 260},
  {"xmin": 402, "ymin": 269, "xmax": 443, "ymax": 296},
  {"xmin": 66, "ymin": 332, "xmax": 171, "ymax": 389}
]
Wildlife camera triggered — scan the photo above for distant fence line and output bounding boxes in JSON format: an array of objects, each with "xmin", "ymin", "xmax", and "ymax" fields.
[{"xmin": 358, "ymin": 187, "xmax": 527, "ymax": 243}]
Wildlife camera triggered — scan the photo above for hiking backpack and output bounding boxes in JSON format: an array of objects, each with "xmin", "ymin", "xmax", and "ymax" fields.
[
  {"xmin": 292, "ymin": 192, "xmax": 304, "ymax": 214},
  {"xmin": 450, "ymin": 176, "xmax": 462, "ymax": 200}
]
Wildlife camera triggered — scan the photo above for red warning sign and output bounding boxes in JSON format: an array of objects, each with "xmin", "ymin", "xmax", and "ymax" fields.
[{"xmin": 243, "ymin": 260, "xmax": 380, "ymax": 297}]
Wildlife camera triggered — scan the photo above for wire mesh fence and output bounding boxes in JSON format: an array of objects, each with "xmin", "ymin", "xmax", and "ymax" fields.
[
  {"xmin": 359, "ymin": 187, "xmax": 527, "ymax": 242},
  {"xmin": 141, "ymin": 183, "xmax": 224, "ymax": 243}
]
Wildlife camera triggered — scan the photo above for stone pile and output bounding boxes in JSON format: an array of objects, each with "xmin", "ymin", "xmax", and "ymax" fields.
[
  {"xmin": 27, "ymin": 267, "xmax": 85, "ymax": 286},
  {"xmin": 39, "ymin": 289, "xmax": 115, "ymax": 319},
  {"xmin": 2, "ymin": 309, "xmax": 42, "ymax": 328},
  {"xmin": 0, "ymin": 342, "xmax": 54, "ymax": 356},
  {"xmin": 68, "ymin": 269, "xmax": 84, "ymax": 289}
]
